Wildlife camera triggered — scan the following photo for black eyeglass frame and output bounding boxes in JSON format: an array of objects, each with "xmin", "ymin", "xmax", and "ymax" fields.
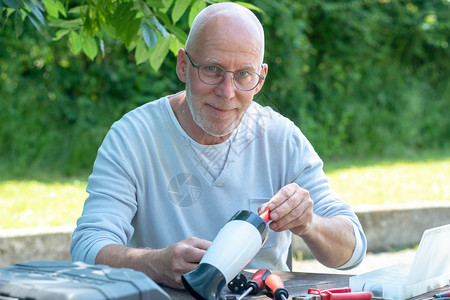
[{"xmin": 184, "ymin": 51, "xmax": 265, "ymax": 91}]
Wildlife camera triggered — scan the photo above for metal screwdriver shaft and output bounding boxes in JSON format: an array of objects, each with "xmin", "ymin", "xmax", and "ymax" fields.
[
  {"xmin": 237, "ymin": 287, "xmax": 253, "ymax": 300},
  {"xmin": 237, "ymin": 269, "xmax": 271, "ymax": 300}
]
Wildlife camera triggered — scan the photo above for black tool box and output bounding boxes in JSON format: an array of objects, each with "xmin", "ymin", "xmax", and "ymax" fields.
[{"xmin": 0, "ymin": 261, "xmax": 171, "ymax": 300}]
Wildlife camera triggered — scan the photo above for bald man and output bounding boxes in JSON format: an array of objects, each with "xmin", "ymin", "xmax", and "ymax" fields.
[{"xmin": 71, "ymin": 2, "xmax": 366, "ymax": 290}]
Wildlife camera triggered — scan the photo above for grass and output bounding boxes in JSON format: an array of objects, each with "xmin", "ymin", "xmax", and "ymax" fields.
[
  {"xmin": 0, "ymin": 178, "xmax": 88, "ymax": 229},
  {"xmin": 324, "ymin": 154, "xmax": 450, "ymax": 207},
  {"xmin": 0, "ymin": 151, "xmax": 449, "ymax": 230}
]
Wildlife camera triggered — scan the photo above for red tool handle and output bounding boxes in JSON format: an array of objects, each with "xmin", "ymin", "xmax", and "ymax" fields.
[
  {"xmin": 237, "ymin": 270, "xmax": 273, "ymax": 300},
  {"xmin": 260, "ymin": 207, "xmax": 271, "ymax": 223},
  {"xmin": 265, "ymin": 274, "xmax": 289, "ymax": 300},
  {"xmin": 241, "ymin": 269, "xmax": 272, "ymax": 297},
  {"xmin": 251, "ymin": 269, "xmax": 271, "ymax": 290},
  {"xmin": 308, "ymin": 287, "xmax": 352, "ymax": 294},
  {"xmin": 324, "ymin": 291, "xmax": 372, "ymax": 300},
  {"xmin": 308, "ymin": 288, "xmax": 371, "ymax": 300}
]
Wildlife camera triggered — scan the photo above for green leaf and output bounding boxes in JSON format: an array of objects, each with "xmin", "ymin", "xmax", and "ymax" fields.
[
  {"xmin": 112, "ymin": 3, "xmax": 134, "ymax": 34},
  {"xmin": 135, "ymin": 39, "xmax": 151, "ymax": 65},
  {"xmin": 23, "ymin": 10, "xmax": 42, "ymax": 31},
  {"xmin": 165, "ymin": 23, "xmax": 187, "ymax": 44},
  {"xmin": 81, "ymin": 34, "xmax": 97, "ymax": 60},
  {"xmin": 169, "ymin": 35, "xmax": 184, "ymax": 56},
  {"xmin": 149, "ymin": 34, "xmax": 170, "ymax": 71},
  {"xmin": 160, "ymin": 0, "xmax": 174, "ymax": 13},
  {"xmin": 153, "ymin": 10, "xmax": 171, "ymax": 26},
  {"xmin": 124, "ymin": 19, "xmax": 141, "ymax": 49},
  {"xmin": 144, "ymin": 0, "xmax": 165, "ymax": 8},
  {"xmin": 48, "ymin": 18, "xmax": 83, "ymax": 29},
  {"xmin": 188, "ymin": 0, "xmax": 206, "ymax": 27},
  {"xmin": 235, "ymin": 2, "xmax": 264, "ymax": 13},
  {"xmin": 55, "ymin": 0, "xmax": 66, "ymax": 17},
  {"xmin": 25, "ymin": 0, "xmax": 45, "ymax": 26},
  {"xmin": 102, "ymin": 23, "xmax": 115, "ymax": 37},
  {"xmin": 112, "ymin": 2, "xmax": 141, "ymax": 48},
  {"xmin": 42, "ymin": 0, "xmax": 58, "ymax": 18},
  {"xmin": 14, "ymin": 10, "xmax": 24, "ymax": 38},
  {"xmin": 148, "ymin": 17, "xmax": 169, "ymax": 39},
  {"xmin": 34, "ymin": 0, "xmax": 45, "ymax": 11},
  {"xmin": 172, "ymin": 0, "xmax": 191, "ymax": 24},
  {"xmin": 2, "ymin": 0, "xmax": 19, "ymax": 10},
  {"xmin": 141, "ymin": 22, "xmax": 157, "ymax": 49},
  {"xmin": 69, "ymin": 30, "xmax": 82, "ymax": 54},
  {"xmin": 53, "ymin": 28, "xmax": 70, "ymax": 41},
  {"xmin": 67, "ymin": 5, "xmax": 86, "ymax": 15},
  {"xmin": 42, "ymin": 0, "xmax": 67, "ymax": 18}
]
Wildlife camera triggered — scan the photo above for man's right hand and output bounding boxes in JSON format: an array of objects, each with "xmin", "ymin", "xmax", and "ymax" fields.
[
  {"xmin": 95, "ymin": 237, "xmax": 211, "ymax": 290},
  {"xmin": 149, "ymin": 237, "xmax": 211, "ymax": 289}
]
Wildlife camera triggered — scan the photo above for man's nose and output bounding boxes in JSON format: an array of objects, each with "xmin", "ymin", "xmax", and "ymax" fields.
[{"xmin": 215, "ymin": 72, "xmax": 236, "ymax": 99}]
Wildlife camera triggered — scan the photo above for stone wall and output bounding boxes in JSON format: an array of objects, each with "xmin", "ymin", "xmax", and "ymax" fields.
[
  {"xmin": 1, "ymin": 202, "xmax": 449, "ymax": 267},
  {"xmin": 292, "ymin": 201, "xmax": 450, "ymax": 258},
  {"xmin": 0, "ymin": 226, "xmax": 73, "ymax": 268}
]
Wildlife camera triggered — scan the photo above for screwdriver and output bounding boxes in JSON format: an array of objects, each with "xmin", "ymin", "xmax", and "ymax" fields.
[
  {"xmin": 265, "ymin": 273, "xmax": 289, "ymax": 300},
  {"xmin": 237, "ymin": 269, "xmax": 272, "ymax": 300},
  {"xmin": 259, "ymin": 206, "xmax": 271, "ymax": 223}
]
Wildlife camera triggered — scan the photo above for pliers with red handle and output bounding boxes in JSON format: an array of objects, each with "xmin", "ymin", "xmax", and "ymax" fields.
[{"xmin": 293, "ymin": 287, "xmax": 372, "ymax": 300}]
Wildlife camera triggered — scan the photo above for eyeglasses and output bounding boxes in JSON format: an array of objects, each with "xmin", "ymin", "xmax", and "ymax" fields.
[{"xmin": 185, "ymin": 51, "xmax": 265, "ymax": 91}]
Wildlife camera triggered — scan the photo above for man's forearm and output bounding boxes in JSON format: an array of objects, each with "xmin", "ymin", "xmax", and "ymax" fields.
[
  {"xmin": 94, "ymin": 237, "xmax": 210, "ymax": 290},
  {"xmin": 299, "ymin": 215, "xmax": 356, "ymax": 268},
  {"xmin": 95, "ymin": 244, "xmax": 165, "ymax": 284}
]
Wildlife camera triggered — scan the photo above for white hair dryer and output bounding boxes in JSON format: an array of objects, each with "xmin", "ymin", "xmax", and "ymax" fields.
[{"xmin": 182, "ymin": 209, "xmax": 270, "ymax": 299}]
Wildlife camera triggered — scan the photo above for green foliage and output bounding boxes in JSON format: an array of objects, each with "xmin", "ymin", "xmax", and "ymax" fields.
[
  {"xmin": 0, "ymin": 0, "xmax": 449, "ymax": 176},
  {"xmin": 254, "ymin": 0, "xmax": 450, "ymax": 158},
  {"xmin": 0, "ymin": 19, "xmax": 184, "ymax": 175},
  {"xmin": 0, "ymin": 0, "xmax": 227, "ymax": 69}
]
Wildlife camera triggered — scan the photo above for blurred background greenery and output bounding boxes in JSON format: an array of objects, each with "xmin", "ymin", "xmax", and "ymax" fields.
[
  {"xmin": 0, "ymin": 0, "xmax": 449, "ymax": 229},
  {"xmin": 1, "ymin": 0, "xmax": 448, "ymax": 178}
]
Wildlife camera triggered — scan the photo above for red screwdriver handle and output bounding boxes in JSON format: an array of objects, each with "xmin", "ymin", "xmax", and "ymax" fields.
[
  {"xmin": 244, "ymin": 269, "xmax": 272, "ymax": 296},
  {"xmin": 259, "ymin": 207, "xmax": 271, "ymax": 223},
  {"xmin": 265, "ymin": 274, "xmax": 289, "ymax": 300},
  {"xmin": 252, "ymin": 269, "xmax": 271, "ymax": 290},
  {"xmin": 264, "ymin": 273, "xmax": 283, "ymax": 293}
]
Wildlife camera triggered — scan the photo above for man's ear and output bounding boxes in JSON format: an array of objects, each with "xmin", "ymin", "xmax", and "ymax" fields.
[
  {"xmin": 253, "ymin": 63, "xmax": 268, "ymax": 95},
  {"xmin": 176, "ymin": 48, "xmax": 187, "ymax": 83}
]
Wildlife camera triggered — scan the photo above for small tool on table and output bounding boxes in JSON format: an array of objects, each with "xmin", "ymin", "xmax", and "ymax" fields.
[
  {"xmin": 237, "ymin": 269, "xmax": 272, "ymax": 300},
  {"xmin": 426, "ymin": 289, "xmax": 450, "ymax": 299},
  {"xmin": 264, "ymin": 273, "xmax": 289, "ymax": 300},
  {"xmin": 293, "ymin": 287, "xmax": 372, "ymax": 300},
  {"xmin": 228, "ymin": 274, "xmax": 248, "ymax": 294}
]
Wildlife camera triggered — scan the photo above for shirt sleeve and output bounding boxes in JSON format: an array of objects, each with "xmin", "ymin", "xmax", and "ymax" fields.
[
  {"xmin": 70, "ymin": 123, "xmax": 139, "ymax": 264},
  {"xmin": 338, "ymin": 221, "xmax": 366, "ymax": 270},
  {"xmin": 287, "ymin": 125, "xmax": 367, "ymax": 269}
]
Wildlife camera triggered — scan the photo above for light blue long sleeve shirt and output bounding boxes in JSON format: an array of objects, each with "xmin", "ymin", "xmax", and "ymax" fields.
[{"xmin": 70, "ymin": 96, "xmax": 366, "ymax": 271}]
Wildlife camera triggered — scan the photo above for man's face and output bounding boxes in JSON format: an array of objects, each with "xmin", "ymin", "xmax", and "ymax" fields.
[{"xmin": 183, "ymin": 19, "xmax": 266, "ymax": 138}]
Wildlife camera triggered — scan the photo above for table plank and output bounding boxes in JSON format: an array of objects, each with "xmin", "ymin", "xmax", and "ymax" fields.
[
  {"xmin": 163, "ymin": 271, "xmax": 450, "ymax": 299},
  {"xmin": 164, "ymin": 271, "xmax": 350, "ymax": 299}
]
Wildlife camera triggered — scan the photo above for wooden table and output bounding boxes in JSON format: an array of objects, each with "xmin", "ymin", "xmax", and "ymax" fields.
[{"xmin": 163, "ymin": 270, "xmax": 450, "ymax": 299}]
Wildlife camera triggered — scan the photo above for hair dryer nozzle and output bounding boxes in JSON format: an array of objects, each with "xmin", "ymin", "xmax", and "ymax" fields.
[
  {"xmin": 182, "ymin": 210, "xmax": 269, "ymax": 300},
  {"xmin": 182, "ymin": 263, "xmax": 225, "ymax": 300}
]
